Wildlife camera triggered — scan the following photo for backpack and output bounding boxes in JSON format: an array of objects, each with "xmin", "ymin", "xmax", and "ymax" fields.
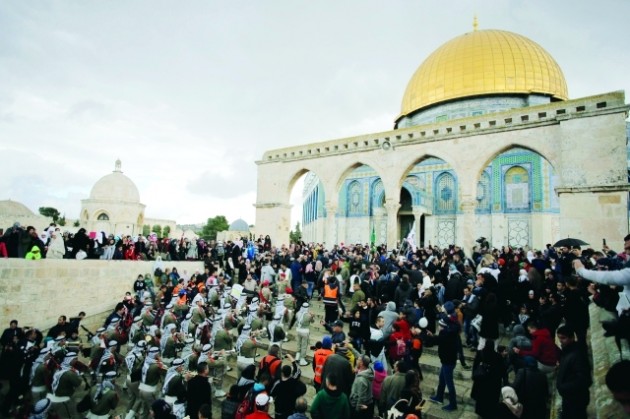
[
  {"xmin": 256, "ymin": 355, "xmax": 281, "ymax": 382},
  {"xmin": 235, "ymin": 389, "xmax": 256, "ymax": 419},
  {"xmin": 387, "ymin": 398, "xmax": 409, "ymax": 419},
  {"xmin": 396, "ymin": 338, "xmax": 407, "ymax": 358}
]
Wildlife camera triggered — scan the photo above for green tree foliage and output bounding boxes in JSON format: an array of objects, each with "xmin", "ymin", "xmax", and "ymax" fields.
[
  {"xmin": 201, "ymin": 216, "xmax": 229, "ymax": 241},
  {"xmin": 289, "ymin": 222, "xmax": 302, "ymax": 243},
  {"xmin": 163, "ymin": 225, "xmax": 171, "ymax": 237},
  {"xmin": 58, "ymin": 214, "xmax": 66, "ymax": 226},
  {"xmin": 39, "ymin": 207, "xmax": 60, "ymax": 223},
  {"xmin": 152, "ymin": 225, "xmax": 162, "ymax": 237},
  {"xmin": 73, "ymin": 220, "xmax": 80, "ymax": 227},
  {"xmin": 142, "ymin": 225, "xmax": 151, "ymax": 236}
]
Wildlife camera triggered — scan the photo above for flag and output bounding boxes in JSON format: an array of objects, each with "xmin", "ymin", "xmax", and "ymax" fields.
[
  {"xmin": 406, "ymin": 221, "xmax": 417, "ymax": 253},
  {"xmin": 370, "ymin": 224, "xmax": 376, "ymax": 249}
]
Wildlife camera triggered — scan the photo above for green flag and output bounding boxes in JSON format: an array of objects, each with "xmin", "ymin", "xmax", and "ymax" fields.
[{"xmin": 370, "ymin": 224, "xmax": 376, "ymax": 248}]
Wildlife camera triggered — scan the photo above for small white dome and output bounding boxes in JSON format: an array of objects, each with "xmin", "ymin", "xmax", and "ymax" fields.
[{"xmin": 89, "ymin": 160, "xmax": 140, "ymax": 203}]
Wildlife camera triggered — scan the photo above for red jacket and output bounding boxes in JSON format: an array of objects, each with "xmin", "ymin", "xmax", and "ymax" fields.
[
  {"xmin": 519, "ymin": 328, "xmax": 558, "ymax": 366},
  {"xmin": 394, "ymin": 319, "xmax": 412, "ymax": 341}
]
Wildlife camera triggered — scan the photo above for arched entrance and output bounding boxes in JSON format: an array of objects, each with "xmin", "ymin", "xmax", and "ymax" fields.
[{"xmin": 398, "ymin": 188, "xmax": 414, "ymax": 242}]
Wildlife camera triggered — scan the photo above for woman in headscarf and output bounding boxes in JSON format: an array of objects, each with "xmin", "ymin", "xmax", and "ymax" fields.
[
  {"xmin": 497, "ymin": 386, "xmax": 523, "ymax": 418},
  {"xmin": 71, "ymin": 228, "xmax": 90, "ymax": 258},
  {"xmin": 471, "ymin": 340, "xmax": 506, "ymax": 418},
  {"xmin": 47, "ymin": 230, "xmax": 66, "ymax": 259}
]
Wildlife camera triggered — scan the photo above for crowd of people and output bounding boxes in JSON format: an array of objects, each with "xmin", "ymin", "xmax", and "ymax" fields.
[
  {"xmin": 0, "ymin": 222, "xmax": 274, "ymax": 262},
  {"xmin": 2, "ymin": 232, "xmax": 630, "ymax": 418}
]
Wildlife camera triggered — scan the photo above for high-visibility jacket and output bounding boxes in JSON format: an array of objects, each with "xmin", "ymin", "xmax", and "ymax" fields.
[
  {"xmin": 313, "ymin": 348, "xmax": 333, "ymax": 384},
  {"xmin": 323, "ymin": 284, "xmax": 338, "ymax": 306}
]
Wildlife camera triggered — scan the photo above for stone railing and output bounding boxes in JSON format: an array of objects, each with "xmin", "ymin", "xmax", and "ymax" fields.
[{"xmin": 0, "ymin": 259, "xmax": 204, "ymax": 332}]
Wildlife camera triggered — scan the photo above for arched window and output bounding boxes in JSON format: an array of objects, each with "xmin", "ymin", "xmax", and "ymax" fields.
[
  {"xmin": 476, "ymin": 171, "xmax": 492, "ymax": 212},
  {"xmin": 435, "ymin": 172, "xmax": 456, "ymax": 214},
  {"xmin": 97, "ymin": 213, "xmax": 109, "ymax": 221},
  {"xmin": 504, "ymin": 166, "xmax": 531, "ymax": 211}
]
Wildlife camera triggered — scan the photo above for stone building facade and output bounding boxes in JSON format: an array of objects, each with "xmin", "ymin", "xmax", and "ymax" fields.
[{"xmin": 256, "ymin": 29, "xmax": 630, "ymax": 251}]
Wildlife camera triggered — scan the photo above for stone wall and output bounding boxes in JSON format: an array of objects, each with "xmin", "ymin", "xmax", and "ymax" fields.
[{"xmin": 0, "ymin": 259, "xmax": 204, "ymax": 332}]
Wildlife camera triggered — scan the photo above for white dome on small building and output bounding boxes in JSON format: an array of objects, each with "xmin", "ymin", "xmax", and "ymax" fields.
[
  {"xmin": 89, "ymin": 159, "xmax": 140, "ymax": 203},
  {"xmin": 80, "ymin": 160, "xmax": 146, "ymax": 236}
]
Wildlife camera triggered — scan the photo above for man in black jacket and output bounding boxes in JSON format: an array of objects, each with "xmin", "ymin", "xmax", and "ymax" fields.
[
  {"xmin": 186, "ymin": 362, "xmax": 212, "ymax": 417},
  {"xmin": 427, "ymin": 317, "xmax": 459, "ymax": 412},
  {"xmin": 270, "ymin": 354, "xmax": 306, "ymax": 419},
  {"xmin": 556, "ymin": 325, "xmax": 591, "ymax": 419}
]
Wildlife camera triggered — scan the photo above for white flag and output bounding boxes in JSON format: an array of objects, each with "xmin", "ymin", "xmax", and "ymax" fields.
[{"xmin": 406, "ymin": 222, "xmax": 417, "ymax": 253}]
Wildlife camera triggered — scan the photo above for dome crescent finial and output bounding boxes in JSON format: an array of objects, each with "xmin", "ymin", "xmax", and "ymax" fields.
[
  {"xmin": 473, "ymin": 15, "xmax": 478, "ymax": 31},
  {"xmin": 115, "ymin": 159, "xmax": 122, "ymax": 172}
]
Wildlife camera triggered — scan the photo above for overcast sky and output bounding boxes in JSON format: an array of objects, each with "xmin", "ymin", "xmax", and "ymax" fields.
[{"xmin": 1, "ymin": 1, "xmax": 629, "ymax": 228}]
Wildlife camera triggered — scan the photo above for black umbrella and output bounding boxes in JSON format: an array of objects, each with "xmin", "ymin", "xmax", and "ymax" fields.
[{"xmin": 553, "ymin": 238, "xmax": 589, "ymax": 248}]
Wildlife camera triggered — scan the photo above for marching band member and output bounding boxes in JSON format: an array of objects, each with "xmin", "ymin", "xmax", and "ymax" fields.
[
  {"xmin": 138, "ymin": 347, "xmax": 165, "ymax": 416},
  {"xmin": 49, "ymin": 352, "xmax": 83, "ymax": 418},
  {"xmin": 295, "ymin": 303, "xmax": 314, "ymax": 366},
  {"xmin": 87, "ymin": 370, "xmax": 119, "ymax": 419},
  {"xmin": 124, "ymin": 341, "xmax": 146, "ymax": 419},
  {"xmin": 127, "ymin": 316, "xmax": 144, "ymax": 349},
  {"xmin": 160, "ymin": 304, "xmax": 177, "ymax": 330},
  {"xmin": 96, "ymin": 340, "xmax": 123, "ymax": 377},
  {"xmin": 162, "ymin": 358, "xmax": 187, "ymax": 418},
  {"xmin": 268, "ymin": 314, "xmax": 286, "ymax": 356},
  {"xmin": 160, "ymin": 324, "xmax": 179, "ymax": 366},
  {"xmin": 236, "ymin": 325, "xmax": 258, "ymax": 374},
  {"xmin": 30, "ymin": 348, "xmax": 52, "ymax": 402}
]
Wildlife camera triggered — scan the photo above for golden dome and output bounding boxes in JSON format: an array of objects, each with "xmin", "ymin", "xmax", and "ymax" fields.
[{"xmin": 398, "ymin": 30, "xmax": 568, "ymax": 120}]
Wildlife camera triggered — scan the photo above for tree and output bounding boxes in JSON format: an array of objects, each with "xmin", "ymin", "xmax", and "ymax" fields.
[
  {"xmin": 152, "ymin": 225, "xmax": 162, "ymax": 238},
  {"xmin": 58, "ymin": 214, "xmax": 66, "ymax": 226},
  {"xmin": 73, "ymin": 220, "xmax": 80, "ymax": 227},
  {"xmin": 289, "ymin": 222, "xmax": 302, "ymax": 243},
  {"xmin": 39, "ymin": 207, "xmax": 60, "ymax": 223},
  {"xmin": 200, "ymin": 216, "xmax": 229, "ymax": 241},
  {"xmin": 163, "ymin": 225, "xmax": 171, "ymax": 237},
  {"xmin": 142, "ymin": 225, "xmax": 151, "ymax": 236}
]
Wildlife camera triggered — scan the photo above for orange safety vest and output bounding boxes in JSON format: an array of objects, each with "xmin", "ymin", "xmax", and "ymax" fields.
[
  {"xmin": 323, "ymin": 284, "xmax": 338, "ymax": 306},
  {"xmin": 313, "ymin": 348, "xmax": 333, "ymax": 384},
  {"xmin": 172, "ymin": 284, "xmax": 183, "ymax": 296}
]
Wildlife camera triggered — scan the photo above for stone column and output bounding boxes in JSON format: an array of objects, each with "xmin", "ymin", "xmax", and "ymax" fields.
[
  {"xmin": 457, "ymin": 198, "xmax": 476, "ymax": 253},
  {"xmin": 324, "ymin": 203, "xmax": 338, "ymax": 247},
  {"xmin": 254, "ymin": 202, "xmax": 292, "ymax": 246},
  {"xmin": 384, "ymin": 200, "xmax": 401, "ymax": 249},
  {"xmin": 412, "ymin": 205, "xmax": 424, "ymax": 247},
  {"xmin": 372, "ymin": 208, "xmax": 386, "ymax": 246}
]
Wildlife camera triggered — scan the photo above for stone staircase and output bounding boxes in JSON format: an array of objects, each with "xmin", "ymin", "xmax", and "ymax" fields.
[{"xmin": 220, "ymin": 297, "xmax": 487, "ymax": 419}]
